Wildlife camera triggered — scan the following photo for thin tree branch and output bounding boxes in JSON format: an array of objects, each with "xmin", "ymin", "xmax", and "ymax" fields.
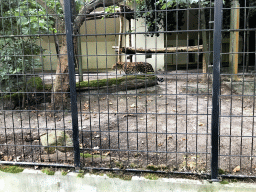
[{"xmin": 74, "ymin": 0, "xmax": 124, "ymax": 32}]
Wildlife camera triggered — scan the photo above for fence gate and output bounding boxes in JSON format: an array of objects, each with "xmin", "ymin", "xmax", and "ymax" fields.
[{"xmin": 0, "ymin": 0, "xmax": 256, "ymax": 180}]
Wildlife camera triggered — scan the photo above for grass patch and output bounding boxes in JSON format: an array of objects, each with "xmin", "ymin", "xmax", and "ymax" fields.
[
  {"xmin": 106, "ymin": 172, "xmax": 132, "ymax": 180},
  {"xmin": 61, "ymin": 171, "xmax": 68, "ymax": 176},
  {"xmin": 220, "ymin": 180, "xmax": 229, "ymax": 184},
  {"xmin": 90, "ymin": 170, "xmax": 104, "ymax": 176},
  {"xmin": 106, "ymin": 172, "xmax": 117, "ymax": 178},
  {"xmin": 115, "ymin": 161, "xmax": 124, "ymax": 169},
  {"xmin": 119, "ymin": 174, "xmax": 132, "ymax": 180},
  {"xmin": 146, "ymin": 164, "xmax": 168, "ymax": 171},
  {"xmin": 144, "ymin": 173, "xmax": 159, "ymax": 180},
  {"xmin": 42, "ymin": 168, "xmax": 55, "ymax": 175},
  {"xmin": 146, "ymin": 164, "xmax": 159, "ymax": 171},
  {"xmin": 0, "ymin": 165, "xmax": 24, "ymax": 173},
  {"xmin": 76, "ymin": 75, "xmax": 156, "ymax": 88},
  {"xmin": 77, "ymin": 170, "xmax": 85, "ymax": 178}
]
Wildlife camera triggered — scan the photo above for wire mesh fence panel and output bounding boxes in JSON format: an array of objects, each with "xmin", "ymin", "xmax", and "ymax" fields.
[
  {"xmin": 0, "ymin": 0, "xmax": 75, "ymax": 167},
  {"xmin": 76, "ymin": 0, "xmax": 214, "ymax": 174},
  {"xmin": 0, "ymin": 0, "xmax": 255, "ymax": 178},
  {"xmin": 218, "ymin": 1, "xmax": 256, "ymax": 176}
]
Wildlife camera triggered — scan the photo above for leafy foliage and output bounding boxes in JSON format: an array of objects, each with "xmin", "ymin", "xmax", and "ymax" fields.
[
  {"xmin": 128, "ymin": 0, "xmax": 256, "ymax": 37},
  {"xmin": 0, "ymin": 0, "xmax": 56, "ymax": 93},
  {"xmin": 128, "ymin": 0, "xmax": 188, "ymax": 36},
  {"xmin": 0, "ymin": 37, "xmax": 43, "ymax": 92}
]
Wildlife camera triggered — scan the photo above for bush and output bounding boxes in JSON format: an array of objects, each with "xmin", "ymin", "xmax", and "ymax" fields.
[{"xmin": 27, "ymin": 77, "xmax": 43, "ymax": 91}]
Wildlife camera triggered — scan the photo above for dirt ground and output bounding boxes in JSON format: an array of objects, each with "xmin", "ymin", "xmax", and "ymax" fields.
[{"xmin": 1, "ymin": 69, "xmax": 256, "ymax": 176}]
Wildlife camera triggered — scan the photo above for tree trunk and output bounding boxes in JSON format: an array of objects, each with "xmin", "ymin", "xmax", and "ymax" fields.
[
  {"xmin": 201, "ymin": 8, "xmax": 209, "ymax": 82},
  {"xmin": 229, "ymin": 0, "xmax": 240, "ymax": 81},
  {"xmin": 51, "ymin": 35, "xmax": 70, "ymax": 109},
  {"xmin": 51, "ymin": 0, "xmax": 124, "ymax": 108}
]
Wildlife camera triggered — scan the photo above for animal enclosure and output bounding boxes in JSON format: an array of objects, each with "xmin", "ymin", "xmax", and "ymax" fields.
[{"xmin": 0, "ymin": 0, "xmax": 256, "ymax": 180}]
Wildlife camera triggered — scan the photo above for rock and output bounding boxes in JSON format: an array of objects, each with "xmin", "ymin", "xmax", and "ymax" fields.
[{"xmin": 40, "ymin": 131, "xmax": 73, "ymax": 154}]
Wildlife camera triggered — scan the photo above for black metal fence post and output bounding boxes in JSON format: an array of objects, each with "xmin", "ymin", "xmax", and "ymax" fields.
[
  {"xmin": 211, "ymin": 0, "xmax": 223, "ymax": 181},
  {"xmin": 64, "ymin": 0, "xmax": 80, "ymax": 169}
]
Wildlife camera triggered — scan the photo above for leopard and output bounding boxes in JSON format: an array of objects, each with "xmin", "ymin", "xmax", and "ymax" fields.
[
  {"xmin": 112, "ymin": 62, "xmax": 154, "ymax": 74},
  {"xmin": 112, "ymin": 62, "xmax": 164, "ymax": 82}
]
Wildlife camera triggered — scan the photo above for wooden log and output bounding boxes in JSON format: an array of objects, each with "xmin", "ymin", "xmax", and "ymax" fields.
[{"xmin": 112, "ymin": 45, "xmax": 203, "ymax": 54}]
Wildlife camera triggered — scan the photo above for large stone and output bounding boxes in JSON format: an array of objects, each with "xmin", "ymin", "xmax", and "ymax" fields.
[{"xmin": 40, "ymin": 131, "xmax": 73, "ymax": 154}]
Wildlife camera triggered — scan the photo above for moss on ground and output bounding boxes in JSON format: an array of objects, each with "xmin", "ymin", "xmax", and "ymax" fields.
[
  {"xmin": 76, "ymin": 75, "xmax": 156, "ymax": 88},
  {"xmin": 1, "ymin": 75, "xmax": 156, "ymax": 101}
]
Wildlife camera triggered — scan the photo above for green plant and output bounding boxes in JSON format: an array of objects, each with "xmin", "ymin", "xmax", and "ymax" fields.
[
  {"xmin": 146, "ymin": 164, "xmax": 159, "ymax": 171},
  {"xmin": 220, "ymin": 180, "xmax": 229, "ymax": 185},
  {"xmin": 80, "ymin": 153, "xmax": 92, "ymax": 158},
  {"xmin": 0, "ymin": 38, "xmax": 43, "ymax": 93},
  {"xmin": 119, "ymin": 174, "xmax": 132, "ymax": 180},
  {"xmin": 27, "ymin": 77, "xmax": 44, "ymax": 91},
  {"xmin": 61, "ymin": 171, "xmax": 68, "ymax": 176},
  {"xmin": 77, "ymin": 170, "xmax": 85, "ymax": 178},
  {"xmin": 0, "ymin": 165, "xmax": 24, "ymax": 173},
  {"xmin": 42, "ymin": 168, "xmax": 55, "ymax": 175},
  {"xmin": 144, "ymin": 173, "xmax": 159, "ymax": 180},
  {"xmin": 106, "ymin": 172, "xmax": 132, "ymax": 180}
]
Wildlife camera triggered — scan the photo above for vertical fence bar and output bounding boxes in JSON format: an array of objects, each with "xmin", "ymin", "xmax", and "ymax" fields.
[
  {"xmin": 211, "ymin": 0, "xmax": 223, "ymax": 181},
  {"xmin": 64, "ymin": 0, "xmax": 80, "ymax": 169}
]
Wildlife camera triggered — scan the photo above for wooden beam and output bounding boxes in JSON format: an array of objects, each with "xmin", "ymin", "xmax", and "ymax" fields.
[{"xmin": 112, "ymin": 45, "xmax": 203, "ymax": 54}]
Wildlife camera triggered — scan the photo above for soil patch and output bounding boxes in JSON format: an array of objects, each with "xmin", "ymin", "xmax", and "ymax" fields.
[{"xmin": 1, "ymin": 71, "xmax": 256, "ymax": 176}]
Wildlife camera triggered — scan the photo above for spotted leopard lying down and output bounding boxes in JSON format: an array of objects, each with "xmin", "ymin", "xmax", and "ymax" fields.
[
  {"xmin": 112, "ymin": 62, "xmax": 164, "ymax": 82},
  {"xmin": 112, "ymin": 62, "xmax": 154, "ymax": 74}
]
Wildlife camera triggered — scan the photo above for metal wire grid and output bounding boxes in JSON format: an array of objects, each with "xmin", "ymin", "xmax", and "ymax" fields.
[
  {"xmin": 0, "ymin": 0, "xmax": 255, "ymax": 179},
  {"xmin": 76, "ymin": 1, "xmax": 213, "ymax": 173},
  {"xmin": 218, "ymin": 1, "xmax": 256, "ymax": 176}
]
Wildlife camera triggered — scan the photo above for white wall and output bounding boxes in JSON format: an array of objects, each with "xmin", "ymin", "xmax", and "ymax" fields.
[{"xmin": 126, "ymin": 18, "xmax": 165, "ymax": 71}]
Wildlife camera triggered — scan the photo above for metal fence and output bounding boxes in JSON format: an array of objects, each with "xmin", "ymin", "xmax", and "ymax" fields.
[{"xmin": 0, "ymin": 0, "xmax": 255, "ymax": 180}]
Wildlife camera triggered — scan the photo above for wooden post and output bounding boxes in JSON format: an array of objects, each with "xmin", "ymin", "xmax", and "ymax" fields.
[
  {"xmin": 118, "ymin": 15, "xmax": 123, "ymax": 63},
  {"xmin": 229, "ymin": 0, "xmax": 240, "ymax": 81},
  {"xmin": 77, "ymin": 28, "xmax": 83, "ymax": 82},
  {"xmin": 201, "ymin": 7, "xmax": 209, "ymax": 82},
  {"xmin": 129, "ymin": 19, "xmax": 132, "ymax": 62}
]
